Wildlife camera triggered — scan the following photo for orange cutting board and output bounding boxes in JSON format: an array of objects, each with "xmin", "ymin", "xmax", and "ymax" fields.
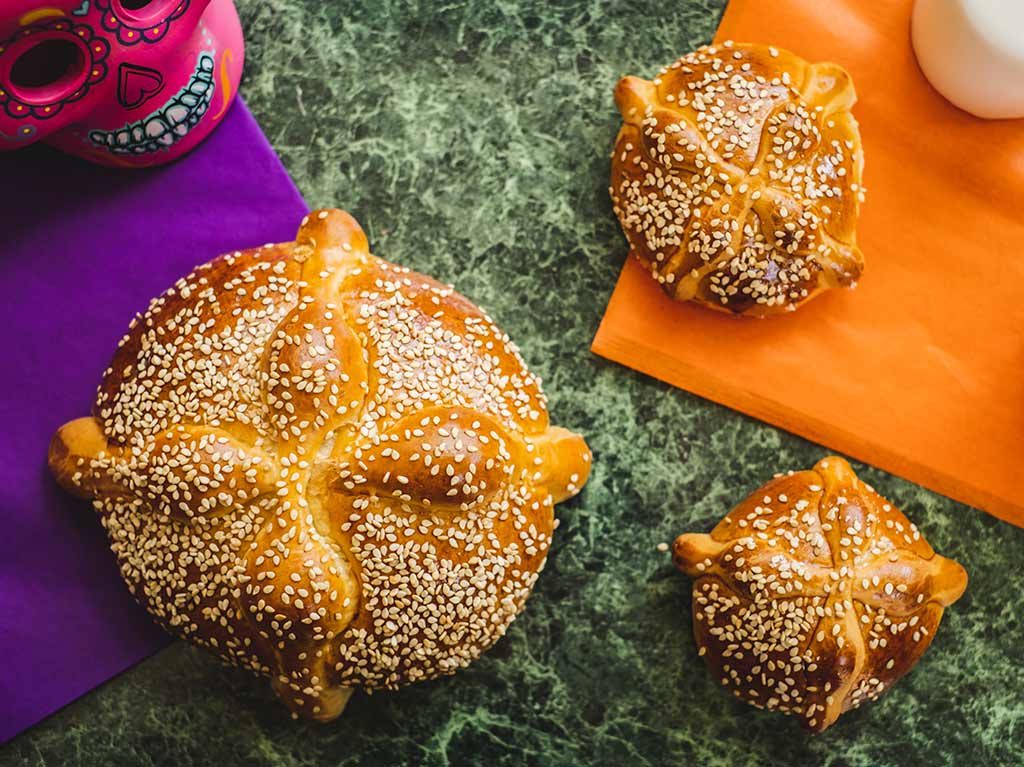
[{"xmin": 592, "ymin": 0, "xmax": 1024, "ymax": 526}]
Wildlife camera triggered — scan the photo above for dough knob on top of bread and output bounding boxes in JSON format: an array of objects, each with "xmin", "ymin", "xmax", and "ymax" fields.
[
  {"xmin": 610, "ymin": 41, "xmax": 866, "ymax": 317},
  {"xmin": 673, "ymin": 456, "xmax": 966, "ymax": 731},
  {"xmin": 48, "ymin": 209, "xmax": 591, "ymax": 721}
]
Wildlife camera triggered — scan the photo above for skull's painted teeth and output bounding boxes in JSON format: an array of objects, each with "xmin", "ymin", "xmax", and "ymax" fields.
[
  {"xmin": 145, "ymin": 117, "xmax": 169, "ymax": 138},
  {"xmin": 88, "ymin": 52, "xmax": 217, "ymax": 156},
  {"xmin": 165, "ymin": 104, "xmax": 189, "ymax": 124},
  {"xmin": 104, "ymin": 93, "xmax": 211, "ymax": 153}
]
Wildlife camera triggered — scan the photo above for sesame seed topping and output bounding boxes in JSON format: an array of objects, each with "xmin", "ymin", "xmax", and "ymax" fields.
[
  {"xmin": 673, "ymin": 455, "xmax": 966, "ymax": 731},
  {"xmin": 610, "ymin": 43, "xmax": 865, "ymax": 317},
  {"xmin": 49, "ymin": 209, "xmax": 591, "ymax": 720}
]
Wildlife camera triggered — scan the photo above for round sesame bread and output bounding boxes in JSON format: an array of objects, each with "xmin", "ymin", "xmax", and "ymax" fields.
[
  {"xmin": 673, "ymin": 456, "xmax": 966, "ymax": 731},
  {"xmin": 610, "ymin": 41, "xmax": 866, "ymax": 317},
  {"xmin": 48, "ymin": 209, "xmax": 591, "ymax": 721}
]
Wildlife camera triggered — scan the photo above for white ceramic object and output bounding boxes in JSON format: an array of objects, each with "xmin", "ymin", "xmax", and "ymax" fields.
[{"xmin": 912, "ymin": 0, "xmax": 1024, "ymax": 119}]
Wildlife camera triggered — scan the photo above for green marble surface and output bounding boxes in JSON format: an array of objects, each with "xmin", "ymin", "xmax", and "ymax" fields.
[{"xmin": 4, "ymin": 1, "xmax": 1024, "ymax": 765}]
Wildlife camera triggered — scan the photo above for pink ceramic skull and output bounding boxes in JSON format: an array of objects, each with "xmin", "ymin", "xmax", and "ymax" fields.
[{"xmin": 0, "ymin": 0, "xmax": 243, "ymax": 167}]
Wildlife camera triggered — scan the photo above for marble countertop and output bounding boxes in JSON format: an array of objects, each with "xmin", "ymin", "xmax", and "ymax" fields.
[{"xmin": 4, "ymin": 1, "xmax": 1023, "ymax": 765}]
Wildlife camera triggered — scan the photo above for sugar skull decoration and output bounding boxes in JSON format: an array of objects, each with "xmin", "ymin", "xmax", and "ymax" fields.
[
  {"xmin": 0, "ymin": 0, "xmax": 243, "ymax": 166},
  {"xmin": 49, "ymin": 209, "xmax": 592, "ymax": 719}
]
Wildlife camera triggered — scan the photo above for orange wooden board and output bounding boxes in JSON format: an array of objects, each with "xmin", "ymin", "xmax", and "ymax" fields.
[{"xmin": 591, "ymin": 0, "xmax": 1024, "ymax": 526}]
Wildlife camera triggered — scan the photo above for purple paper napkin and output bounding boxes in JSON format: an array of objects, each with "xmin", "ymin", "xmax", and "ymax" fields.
[{"xmin": 0, "ymin": 99, "xmax": 307, "ymax": 742}]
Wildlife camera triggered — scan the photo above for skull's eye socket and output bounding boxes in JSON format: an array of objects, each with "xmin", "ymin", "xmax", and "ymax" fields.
[
  {"xmin": 6, "ymin": 36, "xmax": 88, "ymax": 106},
  {"xmin": 112, "ymin": 0, "xmax": 182, "ymax": 25}
]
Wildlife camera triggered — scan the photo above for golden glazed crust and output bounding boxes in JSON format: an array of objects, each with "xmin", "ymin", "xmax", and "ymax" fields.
[
  {"xmin": 49, "ymin": 209, "xmax": 591, "ymax": 721},
  {"xmin": 610, "ymin": 41, "xmax": 865, "ymax": 317},
  {"xmin": 673, "ymin": 456, "xmax": 966, "ymax": 731}
]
